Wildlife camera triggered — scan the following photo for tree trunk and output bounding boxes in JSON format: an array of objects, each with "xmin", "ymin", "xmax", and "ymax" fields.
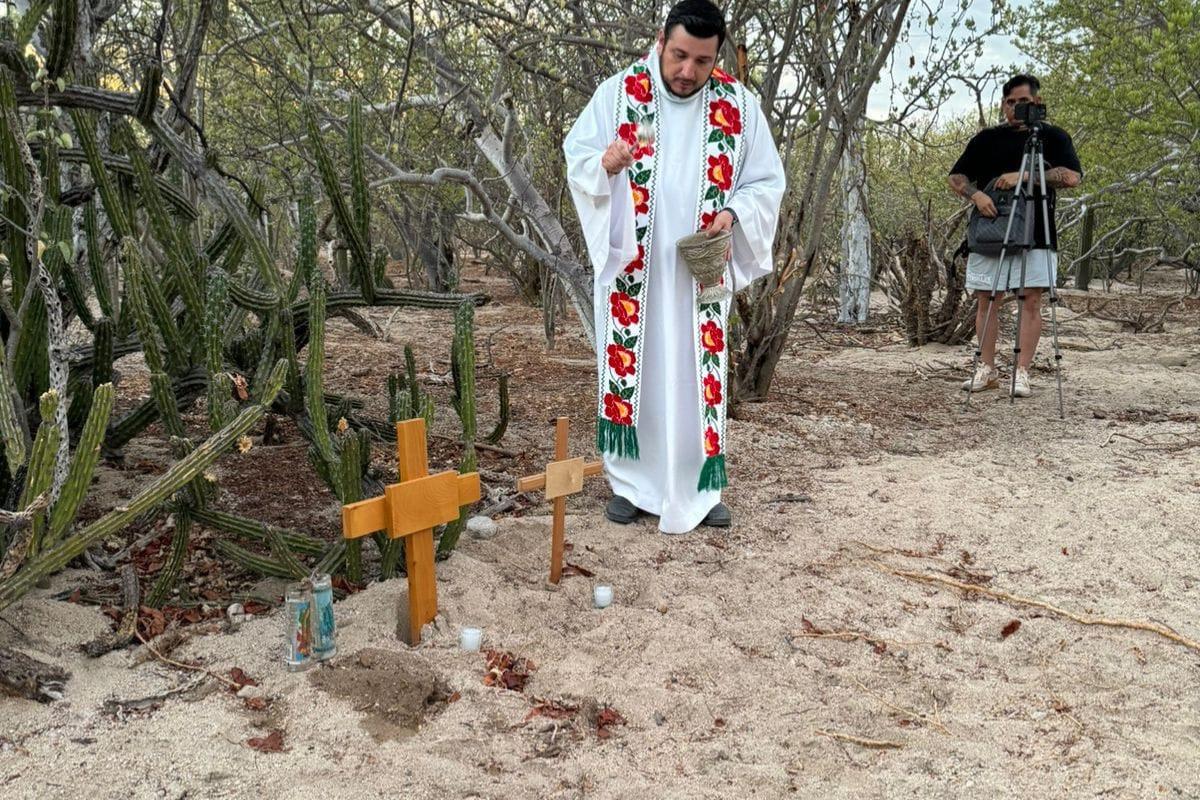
[{"xmin": 837, "ymin": 122, "xmax": 871, "ymax": 324}]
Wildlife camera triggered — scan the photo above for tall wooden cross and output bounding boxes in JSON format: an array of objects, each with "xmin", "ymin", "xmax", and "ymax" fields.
[
  {"xmin": 341, "ymin": 419, "xmax": 480, "ymax": 644},
  {"xmin": 517, "ymin": 417, "xmax": 604, "ymax": 584}
]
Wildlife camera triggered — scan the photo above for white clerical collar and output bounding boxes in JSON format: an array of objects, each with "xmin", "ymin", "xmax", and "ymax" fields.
[{"xmin": 651, "ymin": 53, "xmax": 704, "ymax": 105}]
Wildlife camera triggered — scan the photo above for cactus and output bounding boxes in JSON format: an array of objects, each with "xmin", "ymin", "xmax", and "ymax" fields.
[
  {"xmin": 134, "ymin": 62, "xmax": 162, "ymax": 123},
  {"xmin": 146, "ymin": 508, "xmax": 189, "ymax": 608},
  {"xmin": 484, "ymin": 373, "xmax": 510, "ymax": 445},
  {"xmin": 118, "ymin": 120, "xmax": 203, "ymax": 325},
  {"xmin": 0, "ymin": 361, "xmax": 289, "ymax": 611},
  {"xmin": 70, "ymin": 109, "xmax": 133, "ymax": 238},
  {"xmin": 82, "ymin": 202, "xmax": 116, "ymax": 319},
  {"xmin": 21, "ymin": 392, "xmax": 60, "ymax": 556},
  {"xmin": 0, "ymin": 340, "xmax": 28, "ymax": 477},
  {"xmin": 214, "ymin": 540, "xmax": 298, "ymax": 580},
  {"xmin": 438, "ymin": 303, "xmax": 478, "ymax": 556},
  {"xmin": 45, "ymin": 0, "xmax": 76, "ymax": 80},
  {"xmin": 405, "ymin": 345, "xmax": 421, "ymax": 417},
  {"xmin": 121, "ymin": 242, "xmax": 165, "ymax": 374},
  {"xmin": 304, "ymin": 272, "xmax": 335, "ymax": 465},
  {"xmin": 265, "ymin": 525, "xmax": 310, "ymax": 579},
  {"xmin": 45, "ymin": 383, "xmax": 113, "ymax": 546},
  {"xmin": 204, "ymin": 269, "xmax": 236, "ymax": 430},
  {"xmin": 290, "ymin": 181, "xmax": 317, "ymax": 304},
  {"xmin": 90, "ymin": 318, "xmax": 114, "ymax": 388},
  {"xmin": 13, "ymin": 0, "xmax": 53, "ymax": 48},
  {"xmin": 304, "ymin": 101, "xmax": 374, "ymax": 302},
  {"xmin": 190, "ymin": 508, "xmax": 324, "ymax": 555},
  {"xmin": 349, "ymin": 98, "xmax": 375, "ymax": 295}
]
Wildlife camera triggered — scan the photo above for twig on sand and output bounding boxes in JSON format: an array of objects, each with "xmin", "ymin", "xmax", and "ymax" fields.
[
  {"xmin": 134, "ymin": 630, "xmax": 239, "ymax": 689},
  {"xmin": 853, "ymin": 679, "xmax": 951, "ymax": 736},
  {"xmin": 814, "ymin": 728, "xmax": 904, "ymax": 749},
  {"xmin": 871, "ymin": 561, "xmax": 1200, "ymax": 655}
]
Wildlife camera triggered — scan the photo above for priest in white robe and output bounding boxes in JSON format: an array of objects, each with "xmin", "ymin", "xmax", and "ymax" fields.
[{"xmin": 563, "ymin": 0, "xmax": 785, "ymax": 534}]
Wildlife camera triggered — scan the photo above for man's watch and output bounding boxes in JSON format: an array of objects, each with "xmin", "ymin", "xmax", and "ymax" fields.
[{"xmin": 721, "ymin": 207, "xmax": 739, "ymax": 226}]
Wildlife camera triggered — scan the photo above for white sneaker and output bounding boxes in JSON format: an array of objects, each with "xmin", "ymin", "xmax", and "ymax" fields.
[
  {"xmin": 961, "ymin": 364, "xmax": 999, "ymax": 392},
  {"xmin": 1011, "ymin": 368, "xmax": 1032, "ymax": 398}
]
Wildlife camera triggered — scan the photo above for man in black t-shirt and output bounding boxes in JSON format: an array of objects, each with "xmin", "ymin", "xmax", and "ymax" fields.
[{"xmin": 948, "ymin": 74, "xmax": 1082, "ymax": 398}]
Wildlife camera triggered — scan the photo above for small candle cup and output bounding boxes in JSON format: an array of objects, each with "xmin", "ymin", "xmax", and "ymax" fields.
[
  {"xmin": 459, "ymin": 627, "xmax": 483, "ymax": 652},
  {"xmin": 594, "ymin": 585, "xmax": 614, "ymax": 609}
]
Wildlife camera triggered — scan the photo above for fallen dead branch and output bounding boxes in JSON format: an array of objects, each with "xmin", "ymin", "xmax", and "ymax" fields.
[
  {"xmin": 853, "ymin": 680, "xmax": 951, "ymax": 736},
  {"xmin": 814, "ymin": 728, "xmax": 904, "ymax": 749},
  {"xmin": 134, "ymin": 630, "xmax": 240, "ymax": 690},
  {"xmin": 871, "ymin": 561, "xmax": 1200, "ymax": 654}
]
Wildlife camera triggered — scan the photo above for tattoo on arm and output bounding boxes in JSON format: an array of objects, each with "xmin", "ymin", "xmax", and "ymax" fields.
[
  {"xmin": 948, "ymin": 173, "xmax": 978, "ymax": 200},
  {"xmin": 1042, "ymin": 167, "xmax": 1081, "ymax": 189}
]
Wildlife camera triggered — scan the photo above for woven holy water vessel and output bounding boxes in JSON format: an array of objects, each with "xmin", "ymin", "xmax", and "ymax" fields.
[{"xmin": 676, "ymin": 229, "xmax": 732, "ymax": 303}]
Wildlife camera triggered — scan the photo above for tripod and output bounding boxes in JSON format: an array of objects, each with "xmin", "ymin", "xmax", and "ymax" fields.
[{"xmin": 963, "ymin": 122, "xmax": 1066, "ymax": 418}]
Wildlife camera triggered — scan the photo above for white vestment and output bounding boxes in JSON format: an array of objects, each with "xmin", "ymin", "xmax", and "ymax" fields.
[{"xmin": 563, "ymin": 55, "xmax": 785, "ymax": 533}]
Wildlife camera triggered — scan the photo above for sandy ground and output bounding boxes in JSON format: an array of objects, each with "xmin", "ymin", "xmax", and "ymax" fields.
[{"xmin": 2, "ymin": 275, "xmax": 1199, "ymax": 799}]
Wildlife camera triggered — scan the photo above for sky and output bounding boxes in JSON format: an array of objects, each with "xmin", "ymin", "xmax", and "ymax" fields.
[{"xmin": 866, "ymin": 0, "xmax": 1034, "ymax": 123}]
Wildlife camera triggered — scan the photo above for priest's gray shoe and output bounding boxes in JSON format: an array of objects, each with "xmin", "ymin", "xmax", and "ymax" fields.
[
  {"xmin": 605, "ymin": 496, "xmax": 641, "ymax": 524},
  {"xmin": 701, "ymin": 502, "xmax": 732, "ymax": 528}
]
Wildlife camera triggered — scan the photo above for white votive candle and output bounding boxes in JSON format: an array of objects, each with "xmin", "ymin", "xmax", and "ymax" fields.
[
  {"xmin": 594, "ymin": 585, "xmax": 614, "ymax": 609},
  {"xmin": 459, "ymin": 627, "xmax": 482, "ymax": 652}
]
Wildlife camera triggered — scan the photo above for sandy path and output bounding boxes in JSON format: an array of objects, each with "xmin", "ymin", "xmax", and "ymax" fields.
[{"xmin": 2, "ymin": 292, "xmax": 1198, "ymax": 799}]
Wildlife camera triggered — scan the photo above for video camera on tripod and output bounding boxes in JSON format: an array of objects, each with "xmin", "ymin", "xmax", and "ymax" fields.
[{"xmin": 1013, "ymin": 100, "xmax": 1047, "ymax": 126}]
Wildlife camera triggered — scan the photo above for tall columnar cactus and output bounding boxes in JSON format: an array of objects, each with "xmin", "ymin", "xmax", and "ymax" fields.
[
  {"xmin": 205, "ymin": 269, "xmax": 236, "ymax": 430},
  {"xmin": 439, "ymin": 302, "xmax": 478, "ymax": 556},
  {"xmin": 146, "ymin": 508, "xmax": 189, "ymax": 608},
  {"xmin": 349, "ymin": 98, "xmax": 373, "ymax": 283},
  {"xmin": 0, "ymin": 345, "xmax": 28, "ymax": 476},
  {"xmin": 46, "ymin": 383, "xmax": 113, "ymax": 546},
  {"xmin": 21, "ymin": 392, "xmax": 60, "ymax": 556},
  {"xmin": 83, "ymin": 202, "xmax": 116, "ymax": 319},
  {"xmin": 44, "ymin": 0, "xmax": 76, "ymax": 81},
  {"xmin": 484, "ymin": 374, "xmax": 510, "ymax": 445},
  {"xmin": 304, "ymin": 102, "xmax": 374, "ymax": 302},
  {"xmin": 304, "ymin": 271, "xmax": 336, "ymax": 466}
]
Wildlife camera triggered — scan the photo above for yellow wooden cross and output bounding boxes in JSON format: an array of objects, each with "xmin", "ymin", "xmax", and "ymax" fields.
[
  {"xmin": 517, "ymin": 417, "xmax": 604, "ymax": 584},
  {"xmin": 341, "ymin": 419, "xmax": 480, "ymax": 644}
]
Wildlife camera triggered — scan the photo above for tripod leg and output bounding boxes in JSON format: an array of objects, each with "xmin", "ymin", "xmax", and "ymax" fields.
[
  {"xmin": 1010, "ymin": 249, "xmax": 1030, "ymax": 403},
  {"xmin": 1034, "ymin": 152, "xmax": 1066, "ymax": 418}
]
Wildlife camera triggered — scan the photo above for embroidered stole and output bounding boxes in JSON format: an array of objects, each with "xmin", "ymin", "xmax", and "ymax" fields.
[{"xmin": 596, "ymin": 56, "xmax": 747, "ymax": 492}]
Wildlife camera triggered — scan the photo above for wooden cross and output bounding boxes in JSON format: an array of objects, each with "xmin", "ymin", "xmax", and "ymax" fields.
[
  {"xmin": 341, "ymin": 419, "xmax": 480, "ymax": 644},
  {"xmin": 517, "ymin": 417, "xmax": 604, "ymax": 584}
]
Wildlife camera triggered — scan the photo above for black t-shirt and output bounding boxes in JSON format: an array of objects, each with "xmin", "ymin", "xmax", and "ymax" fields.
[{"xmin": 949, "ymin": 123, "xmax": 1082, "ymax": 250}]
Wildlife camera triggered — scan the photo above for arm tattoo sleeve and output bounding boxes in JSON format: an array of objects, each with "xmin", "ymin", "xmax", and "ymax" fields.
[
  {"xmin": 1042, "ymin": 167, "xmax": 1080, "ymax": 188},
  {"xmin": 948, "ymin": 173, "xmax": 978, "ymax": 200}
]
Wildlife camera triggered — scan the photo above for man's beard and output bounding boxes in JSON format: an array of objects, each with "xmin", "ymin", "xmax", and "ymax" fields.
[{"xmin": 658, "ymin": 55, "xmax": 707, "ymax": 99}]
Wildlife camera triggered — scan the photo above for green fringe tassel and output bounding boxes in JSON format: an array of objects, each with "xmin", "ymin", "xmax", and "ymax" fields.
[
  {"xmin": 596, "ymin": 418, "xmax": 639, "ymax": 460},
  {"xmin": 697, "ymin": 454, "xmax": 728, "ymax": 492}
]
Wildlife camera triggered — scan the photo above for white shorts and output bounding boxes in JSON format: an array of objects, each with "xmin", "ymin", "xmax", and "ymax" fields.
[{"xmin": 966, "ymin": 249, "xmax": 1058, "ymax": 292}]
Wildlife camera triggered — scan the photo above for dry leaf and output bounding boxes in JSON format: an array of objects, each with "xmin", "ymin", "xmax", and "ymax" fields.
[
  {"xmin": 800, "ymin": 617, "xmax": 825, "ymax": 635},
  {"xmin": 595, "ymin": 706, "xmax": 626, "ymax": 739},
  {"xmin": 243, "ymin": 697, "xmax": 268, "ymax": 711},
  {"xmin": 1000, "ymin": 619, "xmax": 1021, "ymax": 639},
  {"xmin": 561, "ymin": 562, "xmax": 595, "ymax": 578},
  {"xmin": 447, "ymin": 691, "xmax": 462, "ymax": 704},
  {"xmin": 229, "ymin": 667, "xmax": 258, "ymax": 689},
  {"xmin": 231, "ymin": 373, "xmax": 249, "ymax": 401},
  {"xmin": 246, "ymin": 730, "xmax": 284, "ymax": 753}
]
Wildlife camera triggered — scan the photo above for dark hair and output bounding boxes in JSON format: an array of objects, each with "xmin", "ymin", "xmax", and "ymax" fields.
[
  {"xmin": 1002, "ymin": 74, "xmax": 1041, "ymax": 99},
  {"xmin": 664, "ymin": 0, "xmax": 727, "ymax": 49}
]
